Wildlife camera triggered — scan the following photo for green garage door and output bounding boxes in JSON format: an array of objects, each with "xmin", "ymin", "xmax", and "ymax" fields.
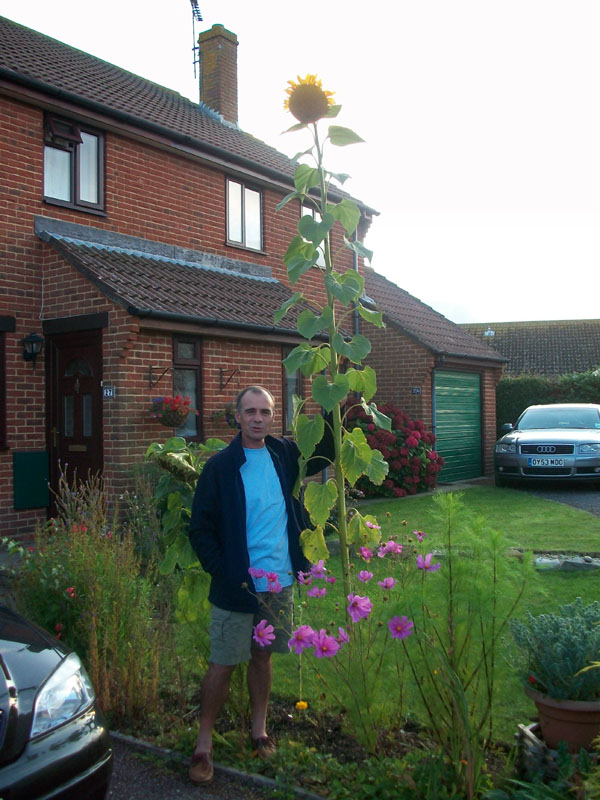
[{"xmin": 434, "ymin": 370, "xmax": 482, "ymax": 482}]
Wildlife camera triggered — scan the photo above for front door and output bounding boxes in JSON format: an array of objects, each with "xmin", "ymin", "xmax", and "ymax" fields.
[{"xmin": 47, "ymin": 329, "xmax": 103, "ymax": 497}]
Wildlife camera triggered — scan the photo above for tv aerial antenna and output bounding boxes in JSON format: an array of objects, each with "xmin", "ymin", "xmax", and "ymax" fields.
[{"xmin": 190, "ymin": 1, "xmax": 203, "ymax": 79}]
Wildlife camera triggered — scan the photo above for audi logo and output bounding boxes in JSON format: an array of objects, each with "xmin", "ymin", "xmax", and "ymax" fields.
[{"xmin": 536, "ymin": 446, "xmax": 556, "ymax": 453}]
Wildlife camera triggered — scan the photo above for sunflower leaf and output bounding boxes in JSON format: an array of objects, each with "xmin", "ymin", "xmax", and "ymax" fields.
[
  {"xmin": 328, "ymin": 125, "xmax": 365, "ymax": 147},
  {"xmin": 274, "ymin": 292, "xmax": 304, "ymax": 324}
]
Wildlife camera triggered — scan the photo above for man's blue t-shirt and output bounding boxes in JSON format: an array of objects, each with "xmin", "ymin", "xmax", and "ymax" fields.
[{"xmin": 241, "ymin": 446, "xmax": 293, "ymax": 591}]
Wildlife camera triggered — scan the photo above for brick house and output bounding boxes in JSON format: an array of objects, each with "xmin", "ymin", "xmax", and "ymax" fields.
[
  {"xmin": 461, "ymin": 319, "xmax": 600, "ymax": 379},
  {"xmin": 0, "ymin": 16, "xmax": 378, "ymax": 539},
  {"xmin": 362, "ymin": 269, "xmax": 506, "ymax": 480},
  {"xmin": 0, "ymin": 15, "xmax": 504, "ymax": 539}
]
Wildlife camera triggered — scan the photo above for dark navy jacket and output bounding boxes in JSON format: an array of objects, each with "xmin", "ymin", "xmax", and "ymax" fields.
[{"xmin": 189, "ymin": 430, "xmax": 332, "ymax": 613}]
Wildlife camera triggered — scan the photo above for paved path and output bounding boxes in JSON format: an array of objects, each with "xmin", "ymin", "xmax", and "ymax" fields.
[{"xmin": 107, "ymin": 737, "xmax": 279, "ymax": 800}]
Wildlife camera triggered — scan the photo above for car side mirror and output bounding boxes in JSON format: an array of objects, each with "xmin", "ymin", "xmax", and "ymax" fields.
[{"xmin": 500, "ymin": 423, "xmax": 513, "ymax": 433}]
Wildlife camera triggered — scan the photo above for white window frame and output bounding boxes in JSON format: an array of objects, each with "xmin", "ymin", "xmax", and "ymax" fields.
[{"xmin": 226, "ymin": 178, "xmax": 262, "ymax": 251}]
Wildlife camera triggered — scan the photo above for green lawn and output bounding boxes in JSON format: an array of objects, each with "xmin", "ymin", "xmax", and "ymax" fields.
[
  {"xmin": 357, "ymin": 485, "xmax": 600, "ymax": 552},
  {"xmin": 271, "ymin": 486, "xmax": 600, "ymax": 744}
]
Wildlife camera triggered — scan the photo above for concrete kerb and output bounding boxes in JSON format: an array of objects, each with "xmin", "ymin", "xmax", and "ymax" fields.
[{"xmin": 110, "ymin": 731, "xmax": 323, "ymax": 800}]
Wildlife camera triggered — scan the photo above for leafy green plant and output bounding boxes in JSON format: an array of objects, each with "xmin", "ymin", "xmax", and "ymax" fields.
[{"xmin": 510, "ymin": 597, "xmax": 600, "ymax": 700}]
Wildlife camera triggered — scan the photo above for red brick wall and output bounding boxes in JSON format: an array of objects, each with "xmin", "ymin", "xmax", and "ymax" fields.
[
  {"xmin": 363, "ymin": 322, "xmax": 502, "ymax": 476},
  {"xmin": 0, "ymin": 93, "xmax": 358, "ymax": 537},
  {"xmin": 363, "ymin": 324, "xmax": 435, "ymax": 427}
]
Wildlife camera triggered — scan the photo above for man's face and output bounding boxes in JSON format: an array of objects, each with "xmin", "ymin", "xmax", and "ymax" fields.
[{"xmin": 235, "ymin": 390, "xmax": 275, "ymax": 448}]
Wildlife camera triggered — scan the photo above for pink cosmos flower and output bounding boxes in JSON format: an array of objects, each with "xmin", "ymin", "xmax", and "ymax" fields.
[
  {"xmin": 266, "ymin": 571, "xmax": 279, "ymax": 584},
  {"xmin": 66, "ymin": 587, "xmax": 75, "ymax": 599},
  {"xmin": 297, "ymin": 570, "xmax": 312, "ymax": 585},
  {"xmin": 288, "ymin": 625, "xmax": 315, "ymax": 654},
  {"xmin": 248, "ymin": 567, "xmax": 266, "ymax": 579},
  {"xmin": 307, "ymin": 586, "xmax": 326, "ymax": 598},
  {"xmin": 378, "ymin": 540, "xmax": 402, "ymax": 558},
  {"xmin": 337, "ymin": 627, "xmax": 350, "ymax": 645},
  {"xmin": 388, "ymin": 615, "xmax": 414, "ymax": 640},
  {"xmin": 413, "ymin": 530, "xmax": 426, "ymax": 542},
  {"xmin": 253, "ymin": 619, "xmax": 275, "ymax": 647},
  {"xmin": 359, "ymin": 547, "xmax": 373, "ymax": 562},
  {"xmin": 365, "ymin": 520, "xmax": 381, "ymax": 530},
  {"xmin": 416, "ymin": 553, "xmax": 441, "ymax": 572},
  {"xmin": 358, "ymin": 570, "xmax": 373, "ymax": 583},
  {"xmin": 313, "ymin": 629, "xmax": 340, "ymax": 658},
  {"xmin": 378, "ymin": 577, "xmax": 397, "ymax": 590},
  {"xmin": 347, "ymin": 593, "xmax": 372, "ymax": 622},
  {"xmin": 267, "ymin": 580, "xmax": 283, "ymax": 594},
  {"xmin": 310, "ymin": 560, "xmax": 327, "ymax": 579},
  {"xmin": 326, "ymin": 576, "xmax": 336, "ymax": 584}
]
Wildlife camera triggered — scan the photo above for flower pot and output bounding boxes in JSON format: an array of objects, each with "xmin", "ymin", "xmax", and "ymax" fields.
[{"xmin": 525, "ymin": 684, "xmax": 600, "ymax": 752}]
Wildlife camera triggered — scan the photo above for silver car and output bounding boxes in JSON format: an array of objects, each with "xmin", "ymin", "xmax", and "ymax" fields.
[{"xmin": 494, "ymin": 403, "xmax": 600, "ymax": 486}]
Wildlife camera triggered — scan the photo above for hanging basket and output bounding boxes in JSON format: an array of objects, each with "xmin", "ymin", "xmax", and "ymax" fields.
[
  {"xmin": 155, "ymin": 409, "xmax": 190, "ymax": 428},
  {"xmin": 148, "ymin": 396, "xmax": 195, "ymax": 428}
]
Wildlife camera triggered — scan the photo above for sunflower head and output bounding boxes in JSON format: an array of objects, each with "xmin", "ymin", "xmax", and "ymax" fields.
[{"xmin": 284, "ymin": 74, "xmax": 335, "ymax": 124}]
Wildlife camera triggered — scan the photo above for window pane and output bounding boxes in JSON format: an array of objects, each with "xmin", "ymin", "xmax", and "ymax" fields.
[
  {"xmin": 64, "ymin": 358, "xmax": 93, "ymax": 377},
  {"xmin": 82, "ymin": 394, "xmax": 93, "ymax": 437},
  {"xmin": 64, "ymin": 396, "xmax": 74, "ymax": 437},
  {"xmin": 245, "ymin": 187, "xmax": 261, "ymax": 250},
  {"xmin": 227, "ymin": 180, "xmax": 242, "ymax": 242},
  {"xmin": 44, "ymin": 146, "xmax": 71, "ymax": 201},
  {"xmin": 285, "ymin": 372, "xmax": 298, "ymax": 432},
  {"xmin": 173, "ymin": 368, "xmax": 197, "ymax": 437},
  {"xmin": 176, "ymin": 341, "xmax": 195, "ymax": 360},
  {"xmin": 79, "ymin": 132, "xmax": 99, "ymax": 204}
]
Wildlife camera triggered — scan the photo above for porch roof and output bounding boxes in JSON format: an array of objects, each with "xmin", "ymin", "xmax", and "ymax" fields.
[{"xmin": 37, "ymin": 222, "xmax": 317, "ymax": 337}]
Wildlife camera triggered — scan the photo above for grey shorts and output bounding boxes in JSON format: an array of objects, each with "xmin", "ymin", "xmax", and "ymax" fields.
[{"xmin": 209, "ymin": 585, "xmax": 294, "ymax": 665}]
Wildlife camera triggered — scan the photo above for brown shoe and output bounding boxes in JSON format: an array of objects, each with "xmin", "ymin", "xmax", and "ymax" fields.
[
  {"xmin": 252, "ymin": 735, "xmax": 276, "ymax": 758},
  {"xmin": 189, "ymin": 751, "xmax": 213, "ymax": 785}
]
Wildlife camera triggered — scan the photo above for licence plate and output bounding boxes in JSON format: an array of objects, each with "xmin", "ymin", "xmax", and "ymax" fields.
[{"xmin": 528, "ymin": 458, "xmax": 565, "ymax": 467}]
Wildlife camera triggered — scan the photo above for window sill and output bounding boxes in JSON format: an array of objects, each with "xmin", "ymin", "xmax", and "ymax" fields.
[
  {"xmin": 43, "ymin": 198, "xmax": 108, "ymax": 217},
  {"xmin": 226, "ymin": 240, "xmax": 266, "ymax": 256}
]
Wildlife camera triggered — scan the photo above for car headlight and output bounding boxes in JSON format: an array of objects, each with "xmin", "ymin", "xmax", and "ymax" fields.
[
  {"xmin": 31, "ymin": 652, "xmax": 95, "ymax": 738},
  {"xmin": 578, "ymin": 443, "xmax": 600, "ymax": 454},
  {"xmin": 496, "ymin": 442, "xmax": 516, "ymax": 454}
]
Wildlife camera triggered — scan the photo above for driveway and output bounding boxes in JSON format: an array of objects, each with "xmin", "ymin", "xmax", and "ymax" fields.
[{"xmin": 518, "ymin": 483, "xmax": 600, "ymax": 517}]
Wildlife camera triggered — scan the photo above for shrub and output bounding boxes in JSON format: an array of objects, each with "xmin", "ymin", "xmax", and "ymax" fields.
[
  {"xmin": 3, "ymin": 471, "xmax": 174, "ymax": 729},
  {"xmin": 347, "ymin": 401, "xmax": 444, "ymax": 498}
]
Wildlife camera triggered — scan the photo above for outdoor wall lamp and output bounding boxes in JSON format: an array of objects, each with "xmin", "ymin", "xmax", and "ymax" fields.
[{"xmin": 22, "ymin": 332, "xmax": 44, "ymax": 367}]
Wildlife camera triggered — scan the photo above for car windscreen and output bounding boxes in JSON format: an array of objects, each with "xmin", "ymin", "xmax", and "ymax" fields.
[{"xmin": 517, "ymin": 407, "xmax": 600, "ymax": 430}]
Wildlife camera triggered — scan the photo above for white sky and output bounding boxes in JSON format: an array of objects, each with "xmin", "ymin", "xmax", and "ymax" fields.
[{"xmin": 1, "ymin": 0, "xmax": 598, "ymax": 324}]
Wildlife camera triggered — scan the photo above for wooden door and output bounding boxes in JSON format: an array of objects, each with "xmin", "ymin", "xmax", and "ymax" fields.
[{"xmin": 47, "ymin": 329, "xmax": 103, "ymax": 496}]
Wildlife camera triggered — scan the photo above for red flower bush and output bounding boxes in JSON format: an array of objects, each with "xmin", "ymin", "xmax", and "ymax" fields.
[{"xmin": 347, "ymin": 401, "xmax": 445, "ymax": 498}]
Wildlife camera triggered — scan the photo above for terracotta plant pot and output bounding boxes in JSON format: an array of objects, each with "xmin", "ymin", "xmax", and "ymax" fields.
[{"xmin": 525, "ymin": 684, "xmax": 600, "ymax": 752}]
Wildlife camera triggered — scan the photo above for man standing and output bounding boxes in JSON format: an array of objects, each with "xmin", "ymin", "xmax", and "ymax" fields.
[{"xmin": 187, "ymin": 385, "xmax": 331, "ymax": 785}]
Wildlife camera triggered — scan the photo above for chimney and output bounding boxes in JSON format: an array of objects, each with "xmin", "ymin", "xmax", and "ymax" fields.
[{"xmin": 198, "ymin": 24, "xmax": 238, "ymax": 125}]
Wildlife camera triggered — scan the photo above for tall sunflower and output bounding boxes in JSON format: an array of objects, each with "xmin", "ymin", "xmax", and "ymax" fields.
[{"xmin": 284, "ymin": 74, "xmax": 335, "ymax": 124}]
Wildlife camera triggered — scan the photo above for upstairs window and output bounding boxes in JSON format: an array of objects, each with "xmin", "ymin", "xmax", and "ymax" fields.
[
  {"xmin": 43, "ymin": 116, "xmax": 104, "ymax": 212},
  {"xmin": 301, "ymin": 203, "xmax": 326, "ymax": 267},
  {"xmin": 226, "ymin": 179, "xmax": 262, "ymax": 250}
]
